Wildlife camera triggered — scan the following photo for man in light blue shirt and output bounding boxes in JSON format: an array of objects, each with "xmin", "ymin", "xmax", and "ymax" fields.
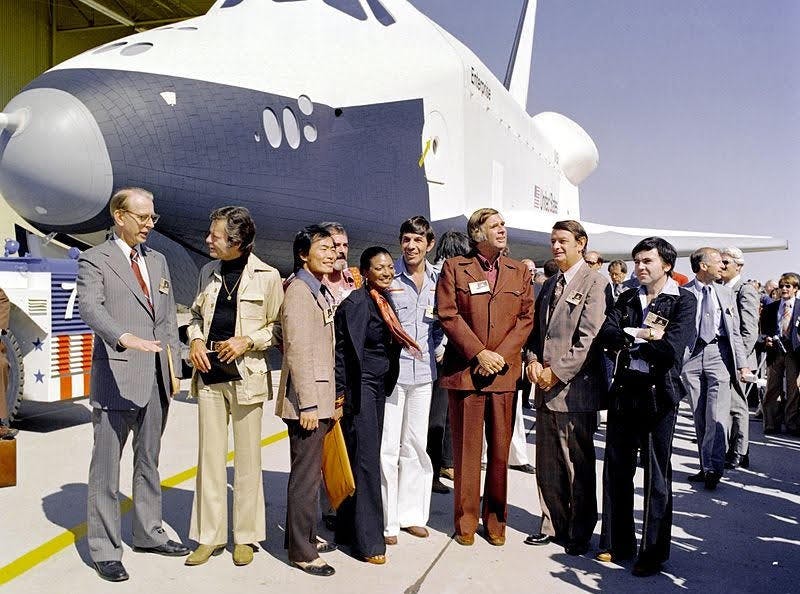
[{"xmin": 381, "ymin": 216, "xmax": 444, "ymax": 544}]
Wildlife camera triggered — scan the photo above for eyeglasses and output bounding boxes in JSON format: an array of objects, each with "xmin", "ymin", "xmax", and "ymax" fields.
[
  {"xmin": 122, "ymin": 210, "xmax": 160, "ymax": 225},
  {"xmin": 584, "ymin": 260, "xmax": 599, "ymax": 266},
  {"xmin": 779, "ymin": 283, "xmax": 796, "ymax": 289},
  {"xmin": 721, "ymin": 260, "xmax": 730, "ymax": 265}
]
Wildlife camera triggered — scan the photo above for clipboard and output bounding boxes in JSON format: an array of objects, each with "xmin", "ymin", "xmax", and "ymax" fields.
[{"xmin": 166, "ymin": 345, "xmax": 181, "ymax": 395}]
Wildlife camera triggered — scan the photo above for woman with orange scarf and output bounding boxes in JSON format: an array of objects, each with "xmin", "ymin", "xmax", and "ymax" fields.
[{"xmin": 333, "ymin": 246, "xmax": 420, "ymax": 565}]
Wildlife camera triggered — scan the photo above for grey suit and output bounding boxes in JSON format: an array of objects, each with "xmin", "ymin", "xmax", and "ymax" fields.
[
  {"xmin": 78, "ymin": 238, "xmax": 180, "ymax": 562},
  {"xmin": 526, "ymin": 262, "xmax": 608, "ymax": 546},
  {"xmin": 682, "ymin": 279, "xmax": 748, "ymax": 475},
  {"xmin": 728, "ymin": 279, "xmax": 760, "ymax": 457}
]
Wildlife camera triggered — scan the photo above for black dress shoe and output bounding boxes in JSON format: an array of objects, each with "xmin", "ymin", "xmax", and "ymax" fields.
[
  {"xmin": 686, "ymin": 471, "xmax": 706, "ymax": 483},
  {"xmin": 725, "ymin": 454, "xmax": 742, "ymax": 469},
  {"xmin": 740, "ymin": 453, "xmax": 750, "ymax": 468},
  {"xmin": 133, "ymin": 539, "xmax": 190, "ymax": 556},
  {"xmin": 564, "ymin": 542, "xmax": 590, "ymax": 556},
  {"xmin": 509, "ymin": 463, "xmax": 536, "ymax": 474},
  {"xmin": 632, "ymin": 556, "xmax": 663, "ymax": 577},
  {"xmin": 524, "ymin": 533, "xmax": 553, "ymax": 546},
  {"xmin": 432, "ymin": 479, "xmax": 451, "ymax": 494},
  {"xmin": 93, "ymin": 561, "xmax": 129, "ymax": 582},
  {"xmin": 293, "ymin": 561, "xmax": 336, "ymax": 577},
  {"xmin": 704, "ymin": 471, "xmax": 721, "ymax": 490}
]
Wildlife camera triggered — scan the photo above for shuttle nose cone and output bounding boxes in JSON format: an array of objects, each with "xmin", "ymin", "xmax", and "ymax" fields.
[{"xmin": 0, "ymin": 88, "xmax": 112, "ymax": 231}]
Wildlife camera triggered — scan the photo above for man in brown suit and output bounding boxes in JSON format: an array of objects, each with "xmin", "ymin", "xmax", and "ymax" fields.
[
  {"xmin": 524, "ymin": 220, "xmax": 608, "ymax": 556},
  {"xmin": 436, "ymin": 208, "xmax": 534, "ymax": 546}
]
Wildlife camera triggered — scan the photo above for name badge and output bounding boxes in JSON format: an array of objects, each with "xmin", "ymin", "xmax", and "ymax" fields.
[
  {"xmin": 158, "ymin": 278, "xmax": 170, "ymax": 294},
  {"xmin": 469, "ymin": 280, "xmax": 490, "ymax": 295},
  {"xmin": 565, "ymin": 291, "xmax": 584, "ymax": 305},
  {"xmin": 424, "ymin": 305, "xmax": 437, "ymax": 320},
  {"xmin": 323, "ymin": 306, "xmax": 335, "ymax": 325},
  {"xmin": 644, "ymin": 311, "xmax": 669, "ymax": 330}
]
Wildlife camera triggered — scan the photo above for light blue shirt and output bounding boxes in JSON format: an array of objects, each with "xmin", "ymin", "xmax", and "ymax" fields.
[
  {"xmin": 688, "ymin": 278, "xmax": 726, "ymax": 337},
  {"xmin": 386, "ymin": 257, "xmax": 444, "ymax": 385}
]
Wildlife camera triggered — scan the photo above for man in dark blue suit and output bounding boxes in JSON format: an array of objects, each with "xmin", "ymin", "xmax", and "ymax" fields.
[{"xmin": 758, "ymin": 273, "xmax": 800, "ymax": 435}]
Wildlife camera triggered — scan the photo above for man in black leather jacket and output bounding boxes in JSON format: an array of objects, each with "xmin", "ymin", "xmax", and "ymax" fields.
[{"xmin": 595, "ymin": 237, "xmax": 697, "ymax": 577}]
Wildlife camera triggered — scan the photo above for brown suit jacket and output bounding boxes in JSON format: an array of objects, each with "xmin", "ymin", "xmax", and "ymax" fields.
[
  {"xmin": 437, "ymin": 254, "xmax": 534, "ymax": 392},
  {"xmin": 526, "ymin": 262, "xmax": 608, "ymax": 412},
  {"xmin": 275, "ymin": 273, "xmax": 336, "ymax": 420}
]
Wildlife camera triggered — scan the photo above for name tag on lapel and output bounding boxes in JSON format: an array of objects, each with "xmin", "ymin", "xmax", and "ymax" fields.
[
  {"xmin": 469, "ymin": 280, "xmax": 490, "ymax": 295},
  {"xmin": 644, "ymin": 311, "xmax": 669, "ymax": 330},
  {"xmin": 424, "ymin": 305, "xmax": 437, "ymax": 320},
  {"xmin": 158, "ymin": 278, "xmax": 170, "ymax": 294},
  {"xmin": 323, "ymin": 306, "xmax": 335, "ymax": 325},
  {"xmin": 565, "ymin": 290, "xmax": 584, "ymax": 305}
]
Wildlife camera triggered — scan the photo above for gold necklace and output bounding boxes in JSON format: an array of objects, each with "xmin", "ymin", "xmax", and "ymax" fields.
[{"xmin": 222, "ymin": 272, "xmax": 243, "ymax": 301}]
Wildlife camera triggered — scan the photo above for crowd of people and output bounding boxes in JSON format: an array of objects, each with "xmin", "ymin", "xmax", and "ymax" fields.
[{"xmin": 65, "ymin": 186, "xmax": 799, "ymax": 583}]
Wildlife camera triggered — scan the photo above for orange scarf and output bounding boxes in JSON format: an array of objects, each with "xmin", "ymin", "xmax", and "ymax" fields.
[{"xmin": 369, "ymin": 288, "xmax": 422, "ymax": 359}]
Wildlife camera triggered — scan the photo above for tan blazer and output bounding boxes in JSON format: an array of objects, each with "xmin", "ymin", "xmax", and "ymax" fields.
[
  {"xmin": 187, "ymin": 253, "xmax": 283, "ymax": 402},
  {"xmin": 527, "ymin": 262, "xmax": 608, "ymax": 412},
  {"xmin": 437, "ymin": 255, "xmax": 534, "ymax": 392},
  {"xmin": 275, "ymin": 273, "xmax": 336, "ymax": 420}
]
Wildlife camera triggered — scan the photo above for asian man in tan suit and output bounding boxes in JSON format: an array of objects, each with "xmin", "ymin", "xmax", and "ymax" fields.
[
  {"xmin": 524, "ymin": 220, "xmax": 608, "ymax": 556},
  {"xmin": 276, "ymin": 225, "xmax": 342, "ymax": 577}
]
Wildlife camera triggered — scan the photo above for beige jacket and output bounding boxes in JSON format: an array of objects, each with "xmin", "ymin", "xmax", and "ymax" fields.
[
  {"xmin": 187, "ymin": 253, "xmax": 283, "ymax": 402},
  {"xmin": 275, "ymin": 272, "xmax": 336, "ymax": 420}
]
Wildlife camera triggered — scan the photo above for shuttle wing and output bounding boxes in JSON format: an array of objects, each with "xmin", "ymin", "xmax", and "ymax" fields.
[{"xmin": 578, "ymin": 221, "xmax": 786, "ymax": 260}]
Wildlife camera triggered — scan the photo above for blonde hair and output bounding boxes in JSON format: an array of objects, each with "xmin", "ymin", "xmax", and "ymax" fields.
[
  {"xmin": 467, "ymin": 208, "xmax": 500, "ymax": 246},
  {"xmin": 108, "ymin": 187, "xmax": 153, "ymax": 217}
]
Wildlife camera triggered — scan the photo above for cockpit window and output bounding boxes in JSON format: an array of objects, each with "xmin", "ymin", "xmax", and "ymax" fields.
[
  {"xmin": 220, "ymin": 0, "xmax": 245, "ymax": 7},
  {"xmin": 365, "ymin": 0, "xmax": 395, "ymax": 26},
  {"xmin": 322, "ymin": 0, "xmax": 367, "ymax": 21}
]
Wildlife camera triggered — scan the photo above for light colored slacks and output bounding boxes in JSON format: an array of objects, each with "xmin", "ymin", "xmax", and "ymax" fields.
[
  {"xmin": 189, "ymin": 380, "xmax": 265, "ymax": 545},
  {"xmin": 380, "ymin": 382, "xmax": 434, "ymax": 536}
]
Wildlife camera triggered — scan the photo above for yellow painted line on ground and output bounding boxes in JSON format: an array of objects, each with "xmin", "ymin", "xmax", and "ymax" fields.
[{"xmin": 0, "ymin": 429, "xmax": 289, "ymax": 586}]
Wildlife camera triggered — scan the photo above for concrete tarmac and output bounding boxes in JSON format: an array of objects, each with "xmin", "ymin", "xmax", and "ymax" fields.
[{"xmin": 1, "ymin": 376, "xmax": 798, "ymax": 593}]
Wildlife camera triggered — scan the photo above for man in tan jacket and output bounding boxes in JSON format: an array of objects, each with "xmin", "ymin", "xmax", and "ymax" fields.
[
  {"xmin": 186, "ymin": 206, "xmax": 283, "ymax": 567},
  {"xmin": 276, "ymin": 224, "xmax": 342, "ymax": 577},
  {"xmin": 0, "ymin": 288, "xmax": 18, "ymax": 439},
  {"xmin": 524, "ymin": 220, "xmax": 608, "ymax": 556}
]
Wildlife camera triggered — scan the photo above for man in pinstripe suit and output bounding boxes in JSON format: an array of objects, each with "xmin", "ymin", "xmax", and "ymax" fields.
[{"xmin": 77, "ymin": 187, "xmax": 188, "ymax": 582}]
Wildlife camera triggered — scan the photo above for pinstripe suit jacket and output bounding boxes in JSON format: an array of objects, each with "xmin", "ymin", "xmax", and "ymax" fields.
[
  {"xmin": 526, "ymin": 262, "xmax": 609, "ymax": 412},
  {"xmin": 78, "ymin": 238, "xmax": 179, "ymax": 409}
]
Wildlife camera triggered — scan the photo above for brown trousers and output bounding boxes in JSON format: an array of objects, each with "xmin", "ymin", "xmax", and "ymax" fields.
[{"xmin": 448, "ymin": 390, "xmax": 514, "ymax": 538}]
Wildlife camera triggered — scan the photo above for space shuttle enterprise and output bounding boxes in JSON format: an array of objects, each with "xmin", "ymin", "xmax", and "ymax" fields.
[{"xmin": 0, "ymin": 0, "xmax": 786, "ymax": 301}]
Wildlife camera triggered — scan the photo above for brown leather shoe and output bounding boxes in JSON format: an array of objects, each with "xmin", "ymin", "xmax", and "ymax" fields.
[
  {"xmin": 402, "ymin": 526, "xmax": 429, "ymax": 538},
  {"xmin": 486, "ymin": 534, "xmax": 505, "ymax": 546},
  {"xmin": 454, "ymin": 534, "xmax": 474, "ymax": 546},
  {"xmin": 363, "ymin": 554, "xmax": 386, "ymax": 565},
  {"xmin": 439, "ymin": 467, "xmax": 454, "ymax": 480},
  {"xmin": 384, "ymin": 536, "xmax": 398, "ymax": 545}
]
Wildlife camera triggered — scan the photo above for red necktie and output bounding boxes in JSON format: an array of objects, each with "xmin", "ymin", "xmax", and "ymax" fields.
[{"xmin": 130, "ymin": 250, "xmax": 153, "ymax": 311}]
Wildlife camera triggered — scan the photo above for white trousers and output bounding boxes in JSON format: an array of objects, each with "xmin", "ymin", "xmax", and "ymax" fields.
[
  {"xmin": 380, "ymin": 382, "xmax": 434, "ymax": 536},
  {"xmin": 483, "ymin": 389, "xmax": 530, "ymax": 465}
]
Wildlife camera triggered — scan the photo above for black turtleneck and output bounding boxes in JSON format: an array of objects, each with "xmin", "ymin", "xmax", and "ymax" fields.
[{"xmin": 208, "ymin": 253, "xmax": 248, "ymax": 344}]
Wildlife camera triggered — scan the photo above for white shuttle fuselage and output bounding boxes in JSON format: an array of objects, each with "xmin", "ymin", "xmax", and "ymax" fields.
[{"xmin": 0, "ymin": 0, "xmax": 784, "ymax": 295}]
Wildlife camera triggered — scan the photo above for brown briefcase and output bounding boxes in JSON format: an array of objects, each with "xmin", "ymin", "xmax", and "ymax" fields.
[{"xmin": 0, "ymin": 437, "xmax": 17, "ymax": 487}]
